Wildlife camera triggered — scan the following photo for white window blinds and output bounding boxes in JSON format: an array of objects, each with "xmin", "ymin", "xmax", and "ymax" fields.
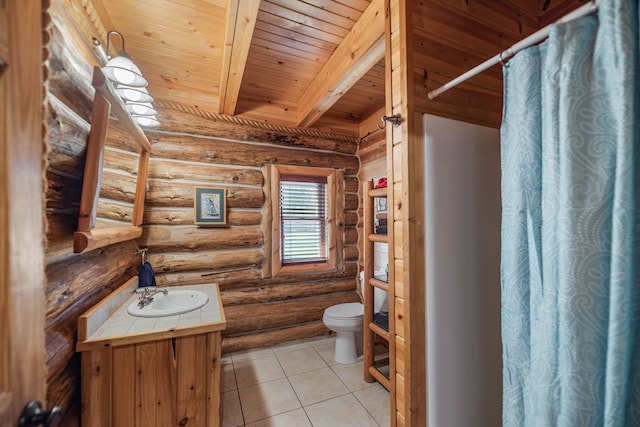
[{"xmin": 279, "ymin": 178, "xmax": 328, "ymax": 264}]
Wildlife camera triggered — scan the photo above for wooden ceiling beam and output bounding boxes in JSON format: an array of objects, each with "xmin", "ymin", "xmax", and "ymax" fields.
[
  {"xmin": 218, "ymin": 0, "xmax": 261, "ymax": 115},
  {"xmin": 295, "ymin": 0, "xmax": 385, "ymax": 128}
]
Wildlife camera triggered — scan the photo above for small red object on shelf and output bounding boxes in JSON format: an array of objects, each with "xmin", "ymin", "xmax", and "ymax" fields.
[{"xmin": 374, "ymin": 177, "xmax": 387, "ymax": 188}]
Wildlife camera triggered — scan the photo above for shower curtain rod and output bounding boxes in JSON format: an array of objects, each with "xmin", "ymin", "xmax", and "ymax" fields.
[{"xmin": 427, "ymin": 0, "xmax": 600, "ymax": 100}]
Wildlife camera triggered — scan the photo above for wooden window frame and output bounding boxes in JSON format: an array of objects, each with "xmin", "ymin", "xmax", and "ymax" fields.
[{"xmin": 270, "ymin": 165, "xmax": 343, "ymax": 276}]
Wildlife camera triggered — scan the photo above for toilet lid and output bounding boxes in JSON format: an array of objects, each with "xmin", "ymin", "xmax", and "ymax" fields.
[{"xmin": 325, "ymin": 302, "xmax": 364, "ymax": 319}]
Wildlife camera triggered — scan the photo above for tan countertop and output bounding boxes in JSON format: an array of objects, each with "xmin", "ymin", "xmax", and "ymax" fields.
[{"xmin": 76, "ymin": 277, "xmax": 226, "ymax": 352}]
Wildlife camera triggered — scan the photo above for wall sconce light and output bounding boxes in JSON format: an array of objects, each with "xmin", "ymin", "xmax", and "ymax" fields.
[
  {"xmin": 102, "ymin": 30, "xmax": 147, "ymax": 87},
  {"xmin": 126, "ymin": 103, "xmax": 157, "ymax": 116},
  {"xmin": 93, "ymin": 30, "xmax": 160, "ymax": 128},
  {"xmin": 116, "ymin": 86, "xmax": 153, "ymax": 103},
  {"xmin": 134, "ymin": 116, "xmax": 161, "ymax": 127}
]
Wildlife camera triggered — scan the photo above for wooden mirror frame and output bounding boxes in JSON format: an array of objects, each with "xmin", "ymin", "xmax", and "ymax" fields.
[{"xmin": 73, "ymin": 66, "xmax": 151, "ymax": 253}]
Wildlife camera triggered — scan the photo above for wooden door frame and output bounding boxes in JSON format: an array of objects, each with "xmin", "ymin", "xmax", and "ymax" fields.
[
  {"xmin": 0, "ymin": 0, "xmax": 46, "ymax": 424},
  {"xmin": 387, "ymin": 0, "xmax": 427, "ymax": 425}
]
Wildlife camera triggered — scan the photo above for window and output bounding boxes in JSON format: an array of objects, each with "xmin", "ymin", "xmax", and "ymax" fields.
[
  {"xmin": 280, "ymin": 178, "xmax": 327, "ymax": 264},
  {"xmin": 270, "ymin": 165, "xmax": 343, "ymax": 275}
]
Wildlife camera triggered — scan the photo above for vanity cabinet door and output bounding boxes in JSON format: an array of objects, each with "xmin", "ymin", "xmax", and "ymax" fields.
[{"xmin": 81, "ymin": 332, "xmax": 222, "ymax": 427}]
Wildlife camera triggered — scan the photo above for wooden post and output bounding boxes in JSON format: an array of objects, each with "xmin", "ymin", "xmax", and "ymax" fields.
[
  {"xmin": 262, "ymin": 165, "xmax": 272, "ymax": 278},
  {"xmin": 387, "ymin": 0, "xmax": 426, "ymax": 425},
  {"xmin": 132, "ymin": 149, "xmax": 150, "ymax": 226}
]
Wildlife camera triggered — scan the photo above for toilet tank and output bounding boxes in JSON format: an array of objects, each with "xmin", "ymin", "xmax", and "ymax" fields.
[{"xmin": 359, "ymin": 271, "xmax": 389, "ymax": 312}]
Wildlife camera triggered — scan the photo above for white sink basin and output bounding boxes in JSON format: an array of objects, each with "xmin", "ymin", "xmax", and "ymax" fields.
[{"xmin": 127, "ymin": 289, "xmax": 209, "ymax": 318}]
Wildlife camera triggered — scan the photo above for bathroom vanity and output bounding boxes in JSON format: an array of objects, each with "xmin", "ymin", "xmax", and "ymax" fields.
[{"xmin": 76, "ymin": 278, "xmax": 226, "ymax": 427}]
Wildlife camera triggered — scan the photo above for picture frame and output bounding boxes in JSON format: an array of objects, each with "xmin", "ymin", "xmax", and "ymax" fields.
[
  {"xmin": 375, "ymin": 196, "xmax": 387, "ymax": 212},
  {"xmin": 194, "ymin": 187, "xmax": 227, "ymax": 226}
]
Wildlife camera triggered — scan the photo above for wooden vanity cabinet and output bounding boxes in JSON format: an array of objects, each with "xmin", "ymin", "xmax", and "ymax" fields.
[
  {"xmin": 81, "ymin": 332, "xmax": 222, "ymax": 427},
  {"xmin": 77, "ymin": 280, "xmax": 226, "ymax": 427}
]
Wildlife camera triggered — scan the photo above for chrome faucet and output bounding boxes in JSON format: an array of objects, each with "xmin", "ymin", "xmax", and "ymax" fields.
[{"xmin": 135, "ymin": 287, "xmax": 168, "ymax": 308}]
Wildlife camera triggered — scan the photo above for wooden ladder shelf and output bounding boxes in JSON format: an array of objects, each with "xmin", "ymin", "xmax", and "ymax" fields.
[{"xmin": 362, "ymin": 180, "xmax": 393, "ymax": 392}]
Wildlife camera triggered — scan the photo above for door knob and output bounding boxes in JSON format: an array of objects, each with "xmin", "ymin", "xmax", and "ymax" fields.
[{"xmin": 18, "ymin": 401, "xmax": 61, "ymax": 427}]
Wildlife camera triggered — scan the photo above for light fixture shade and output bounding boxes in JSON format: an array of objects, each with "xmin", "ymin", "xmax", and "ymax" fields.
[
  {"xmin": 103, "ymin": 54, "xmax": 147, "ymax": 87},
  {"xmin": 116, "ymin": 85, "xmax": 153, "ymax": 103},
  {"xmin": 134, "ymin": 116, "xmax": 160, "ymax": 128},
  {"xmin": 126, "ymin": 102, "xmax": 157, "ymax": 116}
]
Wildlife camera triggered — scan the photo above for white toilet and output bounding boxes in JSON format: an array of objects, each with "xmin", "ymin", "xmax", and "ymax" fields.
[{"xmin": 322, "ymin": 272, "xmax": 388, "ymax": 364}]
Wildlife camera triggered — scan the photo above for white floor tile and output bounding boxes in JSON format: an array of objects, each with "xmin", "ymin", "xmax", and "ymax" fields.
[
  {"xmin": 288, "ymin": 366, "xmax": 350, "ymax": 406},
  {"xmin": 221, "ymin": 358, "xmax": 237, "ymax": 392},
  {"xmin": 304, "ymin": 394, "xmax": 379, "ymax": 427},
  {"xmin": 276, "ymin": 348, "xmax": 327, "ymax": 377},
  {"xmin": 221, "ymin": 390, "xmax": 244, "ymax": 427},
  {"xmin": 306, "ymin": 334, "xmax": 335, "ymax": 348},
  {"xmin": 354, "ymin": 383, "xmax": 391, "ymax": 426},
  {"xmin": 234, "ymin": 355, "xmax": 286, "ymax": 388},
  {"xmin": 222, "ymin": 337, "xmax": 390, "ymax": 427},
  {"xmin": 231, "ymin": 347, "xmax": 276, "ymax": 362},
  {"xmin": 238, "ymin": 378, "xmax": 301, "ymax": 424},
  {"xmin": 330, "ymin": 361, "xmax": 378, "ymax": 392},
  {"xmin": 245, "ymin": 408, "xmax": 312, "ymax": 427},
  {"xmin": 272, "ymin": 340, "xmax": 312, "ymax": 355},
  {"xmin": 313, "ymin": 342, "xmax": 339, "ymax": 366}
]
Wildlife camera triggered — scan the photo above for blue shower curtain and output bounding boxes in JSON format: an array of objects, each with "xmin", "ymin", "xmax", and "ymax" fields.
[{"xmin": 500, "ymin": 0, "xmax": 640, "ymax": 425}]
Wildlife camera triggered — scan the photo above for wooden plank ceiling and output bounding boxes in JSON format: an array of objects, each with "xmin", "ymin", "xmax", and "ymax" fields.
[{"xmin": 97, "ymin": 0, "xmax": 585, "ymax": 137}]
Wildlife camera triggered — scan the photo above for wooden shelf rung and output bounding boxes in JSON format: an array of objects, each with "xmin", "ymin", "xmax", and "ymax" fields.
[
  {"xmin": 370, "ymin": 278, "xmax": 389, "ymax": 291},
  {"xmin": 368, "ymin": 366, "xmax": 390, "ymax": 390},
  {"xmin": 368, "ymin": 233, "xmax": 388, "ymax": 243},
  {"xmin": 368, "ymin": 187, "xmax": 388, "ymax": 198},
  {"xmin": 368, "ymin": 322, "xmax": 390, "ymax": 340}
]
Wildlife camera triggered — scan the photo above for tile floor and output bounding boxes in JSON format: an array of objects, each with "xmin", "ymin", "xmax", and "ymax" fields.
[{"xmin": 221, "ymin": 335, "xmax": 390, "ymax": 427}]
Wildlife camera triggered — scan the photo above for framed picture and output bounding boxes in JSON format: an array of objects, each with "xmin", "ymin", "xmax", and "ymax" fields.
[
  {"xmin": 194, "ymin": 187, "xmax": 227, "ymax": 225},
  {"xmin": 375, "ymin": 197, "xmax": 387, "ymax": 212}
]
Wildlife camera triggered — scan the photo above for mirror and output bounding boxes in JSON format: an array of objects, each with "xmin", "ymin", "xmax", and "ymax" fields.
[{"xmin": 74, "ymin": 66, "xmax": 150, "ymax": 253}]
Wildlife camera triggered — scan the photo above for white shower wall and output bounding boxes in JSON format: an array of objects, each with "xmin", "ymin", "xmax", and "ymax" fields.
[{"xmin": 423, "ymin": 114, "xmax": 502, "ymax": 426}]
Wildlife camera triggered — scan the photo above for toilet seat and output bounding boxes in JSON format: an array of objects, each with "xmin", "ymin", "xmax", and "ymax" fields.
[{"xmin": 324, "ymin": 302, "xmax": 364, "ymax": 320}]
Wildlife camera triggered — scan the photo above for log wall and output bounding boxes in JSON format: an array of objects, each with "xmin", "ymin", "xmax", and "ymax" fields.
[
  {"xmin": 136, "ymin": 106, "xmax": 362, "ymax": 354},
  {"xmin": 44, "ymin": 1, "xmax": 139, "ymax": 425},
  {"xmin": 43, "ymin": 0, "xmax": 361, "ymax": 423}
]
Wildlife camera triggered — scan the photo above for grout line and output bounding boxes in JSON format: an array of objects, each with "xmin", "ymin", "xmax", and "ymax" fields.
[
  {"xmin": 352, "ymin": 386, "xmax": 385, "ymax": 427},
  {"xmin": 273, "ymin": 347, "xmax": 305, "ymax": 411},
  {"xmin": 229, "ymin": 358, "xmax": 247, "ymax": 427}
]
